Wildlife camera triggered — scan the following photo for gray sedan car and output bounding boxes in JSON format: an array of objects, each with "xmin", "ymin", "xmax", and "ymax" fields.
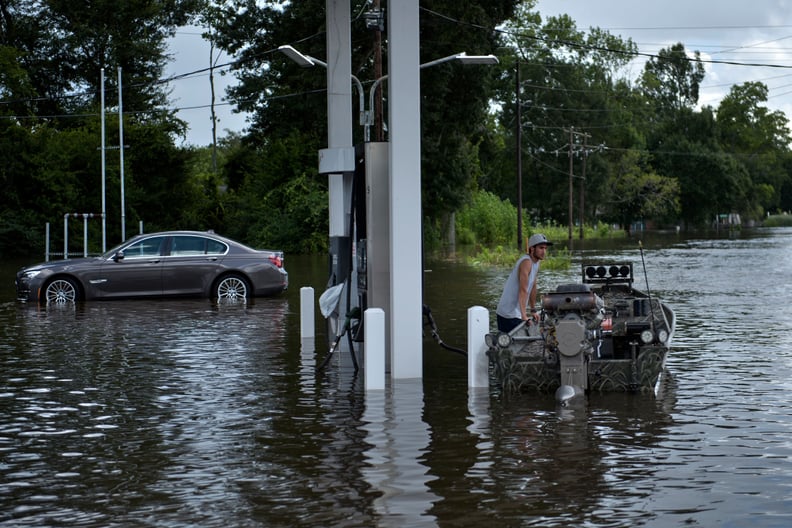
[{"xmin": 15, "ymin": 230, "xmax": 288, "ymax": 304}]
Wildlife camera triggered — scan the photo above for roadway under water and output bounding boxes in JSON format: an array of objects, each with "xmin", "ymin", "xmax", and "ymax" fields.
[{"xmin": 1, "ymin": 228, "xmax": 791, "ymax": 527}]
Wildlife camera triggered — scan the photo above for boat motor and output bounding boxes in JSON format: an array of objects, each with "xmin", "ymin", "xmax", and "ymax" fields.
[{"xmin": 541, "ymin": 284, "xmax": 605, "ymax": 402}]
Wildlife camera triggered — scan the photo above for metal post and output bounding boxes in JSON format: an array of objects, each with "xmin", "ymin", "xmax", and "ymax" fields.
[
  {"xmin": 83, "ymin": 214, "xmax": 89, "ymax": 257},
  {"xmin": 63, "ymin": 213, "xmax": 69, "ymax": 260},
  {"xmin": 118, "ymin": 67, "xmax": 126, "ymax": 241},
  {"xmin": 100, "ymin": 68, "xmax": 107, "ymax": 252},
  {"xmin": 45, "ymin": 223, "xmax": 50, "ymax": 262}
]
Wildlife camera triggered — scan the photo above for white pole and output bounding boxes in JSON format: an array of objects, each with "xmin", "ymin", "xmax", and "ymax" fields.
[
  {"xmin": 83, "ymin": 214, "xmax": 88, "ymax": 257},
  {"xmin": 300, "ymin": 287, "xmax": 315, "ymax": 339},
  {"xmin": 388, "ymin": 0, "xmax": 423, "ymax": 379},
  {"xmin": 45, "ymin": 222, "xmax": 50, "ymax": 262},
  {"xmin": 63, "ymin": 213, "xmax": 69, "ymax": 260},
  {"xmin": 467, "ymin": 306, "xmax": 490, "ymax": 388},
  {"xmin": 118, "ymin": 67, "xmax": 126, "ymax": 241},
  {"xmin": 364, "ymin": 308, "xmax": 386, "ymax": 391},
  {"xmin": 100, "ymin": 68, "xmax": 106, "ymax": 252}
]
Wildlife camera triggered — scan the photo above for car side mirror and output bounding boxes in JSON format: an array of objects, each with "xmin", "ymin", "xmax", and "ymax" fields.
[{"xmin": 112, "ymin": 250, "xmax": 125, "ymax": 262}]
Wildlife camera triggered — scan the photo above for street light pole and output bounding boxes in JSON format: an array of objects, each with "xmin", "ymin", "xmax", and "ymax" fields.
[
  {"xmin": 277, "ymin": 45, "xmax": 367, "ymax": 136},
  {"xmin": 280, "ymin": 46, "xmax": 498, "ymax": 143},
  {"xmin": 365, "ymin": 53, "xmax": 498, "ymax": 141}
]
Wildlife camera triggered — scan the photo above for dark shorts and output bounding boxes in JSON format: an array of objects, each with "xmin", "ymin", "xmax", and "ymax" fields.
[{"xmin": 496, "ymin": 315, "xmax": 523, "ymax": 333}]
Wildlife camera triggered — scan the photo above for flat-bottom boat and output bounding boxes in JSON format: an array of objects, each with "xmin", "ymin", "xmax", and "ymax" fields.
[{"xmin": 485, "ymin": 263, "xmax": 675, "ymax": 404}]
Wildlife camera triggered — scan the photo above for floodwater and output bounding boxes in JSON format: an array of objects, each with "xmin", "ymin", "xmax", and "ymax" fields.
[{"xmin": 2, "ymin": 228, "xmax": 792, "ymax": 527}]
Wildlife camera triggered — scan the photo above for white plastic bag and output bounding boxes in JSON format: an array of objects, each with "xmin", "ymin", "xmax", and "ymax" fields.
[{"xmin": 319, "ymin": 282, "xmax": 345, "ymax": 318}]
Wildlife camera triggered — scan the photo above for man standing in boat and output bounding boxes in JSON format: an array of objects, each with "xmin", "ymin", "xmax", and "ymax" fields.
[{"xmin": 495, "ymin": 233, "xmax": 553, "ymax": 332}]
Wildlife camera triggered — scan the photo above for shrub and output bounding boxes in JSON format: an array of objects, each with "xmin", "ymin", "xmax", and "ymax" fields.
[
  {"xmin": 456, "ymin": 190, "xmax": 517, "ymax": 247},
  {"xmin": 764, "ymin": 214, "xmax": 792, "ymax": 227}
]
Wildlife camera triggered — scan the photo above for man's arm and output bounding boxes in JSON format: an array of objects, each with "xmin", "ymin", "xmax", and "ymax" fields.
[
  {"xmin": 528, "ymin": 281, "xmax": 538, "ymax": 319},
  {"xmin": 517, "ymin": 258, "xmax": 532, "ymax": 320}
]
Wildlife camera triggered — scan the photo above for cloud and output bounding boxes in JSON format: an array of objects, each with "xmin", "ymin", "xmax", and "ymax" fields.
[{"xmin": 536, "ymin": 0, "xmax": 792, "ymax": 117}]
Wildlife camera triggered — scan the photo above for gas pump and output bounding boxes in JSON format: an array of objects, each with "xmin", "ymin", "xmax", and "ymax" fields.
[{"xmin": 352, "ymin": 142, "xmax": 390, "ymax": 360}]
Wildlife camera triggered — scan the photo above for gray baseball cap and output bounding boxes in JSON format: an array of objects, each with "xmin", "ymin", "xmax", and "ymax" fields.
[{"xmin": 528, "ymin": 233, "xmax": 553, "ymax": 247}]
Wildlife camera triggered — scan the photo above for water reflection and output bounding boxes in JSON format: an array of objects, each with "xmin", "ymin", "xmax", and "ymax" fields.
[{"xmin": 361, "ymin": 380, "xmax": 438, "ymax": 527}]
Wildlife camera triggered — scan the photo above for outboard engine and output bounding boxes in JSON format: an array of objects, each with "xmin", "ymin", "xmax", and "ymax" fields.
[{"xmin": 541, "ymin": 284, "xmax": 604, "ymax": 405}]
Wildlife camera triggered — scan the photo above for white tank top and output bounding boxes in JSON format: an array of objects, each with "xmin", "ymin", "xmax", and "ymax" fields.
[{"xmin": 496, "ymin": 255, "xmax": 539, "ymax": 319}]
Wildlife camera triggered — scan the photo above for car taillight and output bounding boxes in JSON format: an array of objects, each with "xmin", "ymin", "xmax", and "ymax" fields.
[{"xmin": 269, "ymin": 254, "xmax": 283, "ymax": 268}]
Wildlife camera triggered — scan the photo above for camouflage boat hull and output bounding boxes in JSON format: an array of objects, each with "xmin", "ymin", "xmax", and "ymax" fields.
[{"xmin": 486, "ymin": 263, "xmax": 675, "ymax": 400}]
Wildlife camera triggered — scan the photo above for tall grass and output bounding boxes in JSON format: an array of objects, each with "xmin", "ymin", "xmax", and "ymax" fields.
[
  {"xmin": 466, "ymin": 244, "xmax": 572, "ymax": 270},
  {"xmin": 455, "ymin": 189, "xmax": 623, "ymax": 268}
]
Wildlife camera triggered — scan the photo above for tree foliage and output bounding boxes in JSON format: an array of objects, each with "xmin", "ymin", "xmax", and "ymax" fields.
[{"xmin": 2, "ymin": 1, "xmax": 792, "ymax": 258}]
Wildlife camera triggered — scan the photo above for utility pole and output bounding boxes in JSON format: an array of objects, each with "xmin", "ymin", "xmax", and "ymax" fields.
[
  {"xmin": 565, "ymin": 127, "xmax": 592, "ymax": 242},
  {"xmin": 579, "ymin": 133, "xmax": 588, "ymax": 240},
  {"xmin": 516, "ymin": 60, "xmax": 523, "ymax": 250},
  {"xmin": 372, "ymin": 0, "xmax": 383, "ymax": 142},
  {"xmin": 210, "ymin": 38, "xmax": 218, "ymax": 171},
  {"xmin": 567, "ymin": 127, "xmax": 573, "ymax": 243}
]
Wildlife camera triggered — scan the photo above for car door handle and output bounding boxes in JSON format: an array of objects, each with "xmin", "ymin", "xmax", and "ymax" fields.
[{"xmin": 206, "ymin": 256, "xmax": 218, "ymax": 261}]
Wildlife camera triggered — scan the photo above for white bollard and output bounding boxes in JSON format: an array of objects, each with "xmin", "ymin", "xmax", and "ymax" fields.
[
  {"xmin": 467, "ymin": 306, "xmax": 490, "ymax": 388},
  {"xmin": 300, "ymin": 287, "xmax": 315, "ymax": 339},
  {"xmin": 364, "ymin": 308, "xmax": 386, "ymax": 391}
]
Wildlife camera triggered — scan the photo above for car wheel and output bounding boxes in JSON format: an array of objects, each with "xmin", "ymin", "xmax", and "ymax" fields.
[
  {"xmin": 216, "ymin": 274, "xmax": 249, "ymax": 301},
  {"xmin": 44, "ymin": 278, "xmax": 80, "ymax": 304}
]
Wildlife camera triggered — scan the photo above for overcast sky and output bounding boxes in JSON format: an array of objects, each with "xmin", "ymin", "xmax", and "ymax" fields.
[{"xmin": 165, "ymin": 2, "xmax": 792, "ymax": 146}]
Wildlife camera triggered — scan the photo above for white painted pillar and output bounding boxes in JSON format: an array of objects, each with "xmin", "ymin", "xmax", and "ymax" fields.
[
  {"xmin": 364, "ymin": 308, "xmax": 386, "ymax": 390},
  {"xmin": 300, "ymin": 286, "xmax": 315, "ymax": 339},
  {"xmin": 467, "ymin": 306, "xmax": 490, "ymax": 388},
  {"xmin": 388, "ymin": 0, "xmax": 423, "ymax": 379},
  {"xmin": 324, "ymin": 0, "xmax": 354, "ymax": 238},
  {"xmin": 323, "ymin": 0, "xmax": 356, "ymax": 356}
]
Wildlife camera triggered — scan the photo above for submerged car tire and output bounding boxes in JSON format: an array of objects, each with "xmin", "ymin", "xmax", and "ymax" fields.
[
  {"xmin": 44, "ymin": 277, "xmax": 80, "ymax": 304},
  {"xmin": 215, "ymin": 274, "xmax": 250, "ymax": 301}
]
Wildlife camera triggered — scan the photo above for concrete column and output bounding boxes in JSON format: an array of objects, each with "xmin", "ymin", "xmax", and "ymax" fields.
[
  {"xmin": 364, "ymin": 308, "xmax": 386, "ymax": 390},
  {"xmin": 467, "ymin": 306, "xmax": 490, "ymax": 388},
  {"xmin": 388, "ymin": 0, "xmax": 423, "ymax": 379},
  {"xmin": 300, "ymin": 286, "xmax": 315, "ymax": 339}
]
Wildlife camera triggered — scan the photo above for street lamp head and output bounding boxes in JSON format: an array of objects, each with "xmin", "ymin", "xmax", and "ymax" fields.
[
  {"xmin": 419, "ymin": 52, "xmax": 500, "ymax": 69},
  {"xmin": 454, "ymin": 52, "xmax": 499, "ymax": 65},
  {"xmin": 278, "ymin": 45, "xmax": 317, "ymax": 68}
]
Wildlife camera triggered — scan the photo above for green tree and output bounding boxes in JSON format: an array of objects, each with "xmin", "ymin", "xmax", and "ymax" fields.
[
  {"xmin": 605, "ymin": 151, "xmax": 679, "ymax": 233},
  {"xmin": 203, "ymin": 0, "xmax": 519, "ymax": 251},
  {"xmin": 492, "ymin": 4, "xmax": 639, "ymax": 229},
  {"xmin": 0, "ymin": 0, "xmax": 204, "ymax": 255},
  {"xmin": 640, "ymin": 42, "xmax": 705, "ymax": 113},
  {"xmin": 717, "ymin": 82, "xmax": 791, "ymax": 216}
]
